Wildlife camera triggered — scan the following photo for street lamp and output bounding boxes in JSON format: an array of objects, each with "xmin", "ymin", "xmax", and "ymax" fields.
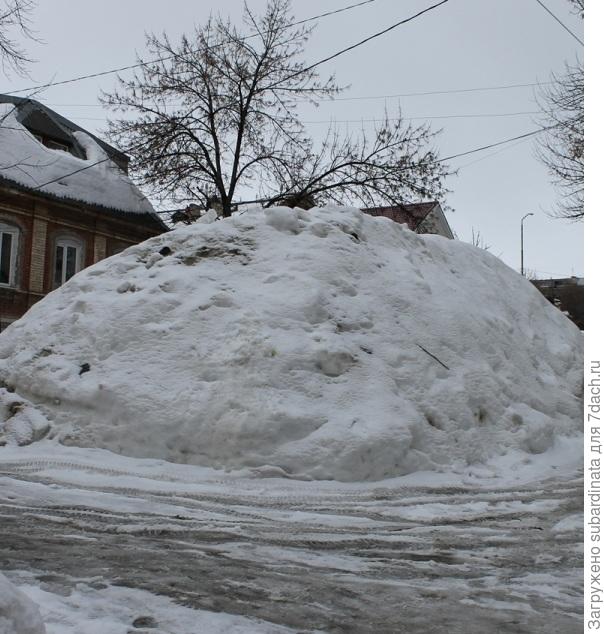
[{"xmin": 520, "ymin": 212, "xmax": 534, "ymax": 277}]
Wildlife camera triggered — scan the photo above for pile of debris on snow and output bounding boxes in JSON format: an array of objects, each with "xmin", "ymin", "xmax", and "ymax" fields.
[{"xmin": 0, "ymin": 206, "xmax": 583, "ymax": 481}]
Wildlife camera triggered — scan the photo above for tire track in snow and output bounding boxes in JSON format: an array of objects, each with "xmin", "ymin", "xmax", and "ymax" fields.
[{"xmin": 0, "ymin": 461, "xmax": 583, "ymax": 634}]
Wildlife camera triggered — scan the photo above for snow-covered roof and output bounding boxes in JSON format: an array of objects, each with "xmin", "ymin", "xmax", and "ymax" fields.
[{"xmin": 0, "ymin": 97, "xmax": 156, "ymax": 216}]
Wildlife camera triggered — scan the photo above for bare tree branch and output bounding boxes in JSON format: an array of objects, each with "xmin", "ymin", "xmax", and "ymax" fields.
[
  {"xmin": 535, "ymin": 1, "xmax": 583, "ymax": 221},
  {"xmin": 101, "ymin": 0, "xmax": 448, "ymax": 217},
  {"xmin": 0, "ymin": 0, "xmax": 36, "ymax": 77}
]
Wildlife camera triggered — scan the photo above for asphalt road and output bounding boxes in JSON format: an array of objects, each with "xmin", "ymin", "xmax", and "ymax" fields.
[{"xmin": 0, "ymin": 457, "xmax": 583, "ymax": 633}]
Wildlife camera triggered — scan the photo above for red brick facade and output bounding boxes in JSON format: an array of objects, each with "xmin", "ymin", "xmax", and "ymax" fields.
[{"xmin": 0, "ymin": 183, "xmax": 165, "ymax": 330}]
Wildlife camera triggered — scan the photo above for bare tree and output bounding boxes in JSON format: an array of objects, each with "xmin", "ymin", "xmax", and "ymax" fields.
[
  {"xmin": 568, "ymin": 0, "xmax": 583, "ymax": 18},
  {"xmin": 470, "ymin": 228, "xmax": 490, "ymax": 251},
  {"xmin": 536, "ymin": 1, "xmax": 583, "ymax": 221},
  {"xmin": 0, "ymin": 0, "xmax": 35, "ymax": 76},
  {"xmin": 102, "ymin": 0, "xmax": 448, "ymax": 217}
]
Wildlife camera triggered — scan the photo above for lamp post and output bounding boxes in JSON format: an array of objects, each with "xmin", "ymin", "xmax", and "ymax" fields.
[{"xmin": 520, "ymin": 213, "xmax": 534, "ymax": 277}]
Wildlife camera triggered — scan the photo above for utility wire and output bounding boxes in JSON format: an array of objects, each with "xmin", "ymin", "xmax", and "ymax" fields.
[
  {"xmin": 10, "ymin": 0, "xmax": 381, "ymax": 95},
  {"xmin": 33, "ymin": 80, "xmax": 555, "ymax": 109},
  {"xmin": 201, "ymin": 126, "xmax": 555, "ymax": 208},
  {"xmin": 53, "ymin": 110, "xmax": 541, "ymax": 125},
  {"xmin": 324, "ymin": 81, "xmax": 554, "ymax": 102},
  {"xmin": 31, "ymin": 137, "xmax": 150, "ymax": 189},
  {"xmin": 289, "ymin": 111, "xmax": 541, "ymax": 124},
  {"xmin": 271, "ymin": 0, "xmax": 449, "ymax": 88},
  {"xmin": 438, "ymin": 126, "xmax": 552, "ymax": 163},
  {"xmin": 456, "ymin": 136, "xmax": 532, "ymax": 169},
  {"xmin": 15, "ymin": 0, "xmax": 449, "ymax": 99},
  {"xmin": 29, "ymin": 126, "xmax": 552, "ymax": 195},
  {"xmin": 534, "ymin": 0, "xmax": 583, "ymax": 46}
]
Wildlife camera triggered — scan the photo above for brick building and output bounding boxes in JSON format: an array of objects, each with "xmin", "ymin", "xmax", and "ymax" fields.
[
  {"xmin": 362, "ymin": 201, "xmax": 454, "ymax": 239},
  {"xmin": 0, "ymin": 95, "xmax": 166, "ymax": 330},
  {"xmin": 531, "ymin": 276, "xmax": 584, "ymax": 330}
]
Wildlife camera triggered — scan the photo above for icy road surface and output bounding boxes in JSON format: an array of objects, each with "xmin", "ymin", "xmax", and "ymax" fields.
[{"xmin": 0, "ymin": 445, "xmax": 582, "ymax": 634}]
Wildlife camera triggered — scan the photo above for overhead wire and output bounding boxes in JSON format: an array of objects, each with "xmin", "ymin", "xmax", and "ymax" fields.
[
  {"xmin": 31, "ymin": 80, "xmax": 555, "ymax": 109},
  {"xmin": 48, "ymin": 110, "xmax": 541, "ymax": 125},
  {"xmin": 17, "ymin": 0, "xmax": 453, "ymax": 189},
  {"xmin": 534, "ymin": 0, "xmax": 583, "ymax": 46},
  {"xmin": 28, "ymin": 125, "xmax": 552, "ymax": 194},
  {"xmin": 9, "ymin": 0, "xmax": 383, "ymax": 95},
  {"xmin": 438, "ymin": 126, "xmax": 552, "ymax": 164},
  {"xmin": 267, "ymin": 0, "xmax": 449, "ymax": 88}
]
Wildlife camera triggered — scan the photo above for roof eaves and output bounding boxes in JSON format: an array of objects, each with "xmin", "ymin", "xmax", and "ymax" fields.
[{"xmin": 0, "ymin": 174, "xmax": 167, "ymax": 231}]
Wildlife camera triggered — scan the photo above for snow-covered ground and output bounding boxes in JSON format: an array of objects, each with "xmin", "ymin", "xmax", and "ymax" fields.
[
  {"xmin": 0, "ymin": 206, "xmax": 583, "ymax": 631},
  {"xmin": 0, "ymin": 572, "xmax": 45, "ymax": 634},
  {"xmin": 0, "ymin": 443, "xmax": 583, "ymax": 633}
]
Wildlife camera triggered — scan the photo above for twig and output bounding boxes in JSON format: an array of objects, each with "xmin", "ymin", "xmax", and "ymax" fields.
[{"xmin": 416, "ymin": 343, "xmax": 449, "ymax": 370}]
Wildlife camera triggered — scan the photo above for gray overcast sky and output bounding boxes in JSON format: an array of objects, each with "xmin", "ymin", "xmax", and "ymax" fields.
[{"xmin": 2, "ymin": 0, "xmax": 584, "ymax": 278}]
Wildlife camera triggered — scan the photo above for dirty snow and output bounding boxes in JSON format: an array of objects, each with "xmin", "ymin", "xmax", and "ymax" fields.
[
  {"xmin": 8, "ymin": 571, "xmax": 293, "ymax": 634},
  {"xmin": 0, "ymin": 104, "xmax": 154, "ymax": 214},
  {"xmin": 0, "ymin": 206, "xmax": 583, "ymax": 481},
  {"xmin": 0, "ymin": 443, "xmax": 583, "ymax": 633}
]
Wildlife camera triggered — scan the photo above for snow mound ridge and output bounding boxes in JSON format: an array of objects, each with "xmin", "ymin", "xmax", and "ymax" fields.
[
  {"xmin": 0, "ymin": 573, "xmax": 46, "ymax": 634},
  {"xmin": 0, "ymin": 206, "xmax": 583, "ymax": 481}
]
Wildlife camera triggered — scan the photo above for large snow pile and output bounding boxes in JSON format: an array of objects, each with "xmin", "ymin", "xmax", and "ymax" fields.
[
  {"xmin": 0, "ymin": 104, "xmax": 154, "ymax": 214},
  {"xmin": 0, "ymin": 573, "xmax": 45, "ymax": 634},
  {"xmin": 0, "ymin": 207, "xmax": 583, "ymax": 481}
]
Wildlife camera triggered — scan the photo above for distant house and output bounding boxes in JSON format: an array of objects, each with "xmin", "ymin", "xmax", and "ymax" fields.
[
  {"xmin": 362, "ymin": 201, "xmax": 454, "ymax": 239},
  {"xmin": 532, "ymin": 276, "xmax": 584, "ymax": 330},
  {"xmin": 0, "ymin": 95, "xmax": 167, "ymax": 330}
]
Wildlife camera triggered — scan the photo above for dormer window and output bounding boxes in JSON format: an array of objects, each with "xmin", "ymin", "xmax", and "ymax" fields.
[
  {"xmin": 20, "ymin": 108, "xmax": 85, "ymax": 159},
  {"xmin": 32, "ymin": 132, "xmax": 71, "ymax": 153},
  {"xmin": 46, "ymin": 139, "xmax": 70, "ymax": 152}
]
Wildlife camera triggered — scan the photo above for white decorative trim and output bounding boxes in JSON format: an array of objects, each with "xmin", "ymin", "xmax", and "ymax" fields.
[{"xmin": 0, "ymin": 221, "xmax": 19, "ymax": 287}]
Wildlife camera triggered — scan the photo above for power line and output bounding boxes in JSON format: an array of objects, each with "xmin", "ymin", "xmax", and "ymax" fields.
[
  {"xmin": 456, "ymin": 136, "xmax": 532, "ymax": 169},
  {"xmin": 28, "ymin": 126, "xmax": 552, "ymax": 196},
  {"xmin": 10, "ymin": 0, "xmax": 382, "ymax": 95},
  {"xmin": 438, "ymin": 126, "xmax": 552, "ymax": 163},
  {"xmin": 324, "ymin": 81, "xmax": 554, "ymax": 102},
  {"xmin": 534, "ymin": 0, "xmax": 583, "ymax": 46},
  {"xmin": 297, "ymin": 0, "xmax": 378, "ymax": 24},
  {"xmin": 302, "ymin": 111, "xmax": 541, "ymax": 124},
  {"xmin": 30, "ymin": 137, "xmax": 150, "ymax": 190},
  {"xmin": 278, "ymin": 0, "xmax": 449, "ymax": 85},
  {"xmin": 31, "ymin": 80, "xmax": 555, "ymax": 109},
  {"xmin": 52, "ymin": 110, "xmax": 541, "ymax": 125},
  {"xmin": 33, "ymin": 157, "xmax": 112, "ymax": 189}
]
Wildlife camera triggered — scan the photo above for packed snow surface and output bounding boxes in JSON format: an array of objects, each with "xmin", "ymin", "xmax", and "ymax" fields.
[
  {"xmin": 0, "ymin": 104, "xmax": 154, "ymax": 214},
  {"xmin": 0, "ymin": 206, "xmax": 583, "ymax": 481},
  {"xmin": 0, "ymin": 573, "xmax": 45, "ymax": 634}
]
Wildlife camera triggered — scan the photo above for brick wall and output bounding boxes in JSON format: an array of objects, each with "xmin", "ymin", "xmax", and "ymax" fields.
[
  {"xmin": 93, "ymin": 234, "xmax": 107, "ymax": 263},
  {"xmin": 0, "ymin": 185, "xmax": 165, "ymax": 325},
  {"xmin": 29, "ymin": 217, "xmax": 47, "ymax": 294}
]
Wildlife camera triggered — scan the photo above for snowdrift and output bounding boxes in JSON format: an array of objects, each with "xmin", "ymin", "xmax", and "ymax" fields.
[
  {"xmin": 0, "ymin": 207, "xmax": 583, "ymax": 481},
  {"xmin": 0, "ymin": 573, "xmax": 45, "ymax": 634}
]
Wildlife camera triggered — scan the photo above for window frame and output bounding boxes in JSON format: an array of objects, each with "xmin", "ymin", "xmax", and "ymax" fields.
[
  {"xmin": 0, "ymin": 222, "xmax": 19, "ymax": 288},
  {"xmin": 53, "ymin": 235, "xmax": 85, "ymax": 288}
]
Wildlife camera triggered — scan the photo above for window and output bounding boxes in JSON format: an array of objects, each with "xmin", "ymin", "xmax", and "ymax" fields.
[
  {"xmin": 54, "ymin": 237, "xmax": 84, "ymax": 287},
  {"xmin": 45, "ymin": 138, "xmax": 71, "ymax": 153},
  {"xmin": 0, "ymin": 222, "xmax": 19, "ymax": 287}
]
